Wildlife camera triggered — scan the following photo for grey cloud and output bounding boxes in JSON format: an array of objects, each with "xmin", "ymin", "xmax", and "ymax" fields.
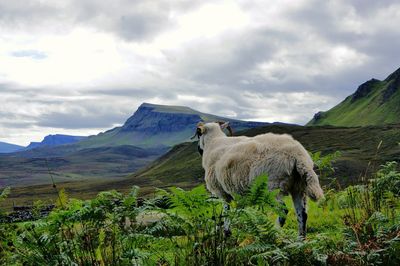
[
  {"xmin": 0, "ymin": 0, "xmax": 71, "ymax": 33},
  {"xmin": 72, "ymin": 0, "xmax": 173, "ymax": 41},
  {"xmin": 168, "ymin": 0, "xmax": 400, "ymax": 105},
  {"xmin": 36, "ymin": 109, "xmax": 126, "ymax": 129},
  {"xmin": 169, "ymin": 28, "xmax": 289, "ymax": 86},
  {"xmin": 71, "ymin": 0, "xmax": 208, "ymax": 40},
  {"xmin": 348, "ymin": 0, "xmax": 399, "ymax": 15},
  {"xmin": 0, "ymin": 84, "xmax": 135, "ymax": 130},
  {"xmin": 91, "ymin": 87, "xmax": 175, "ymax": 100},
  {"xmin": 0, "ymin": 0, "xmax": 207, "ymax": 41},
  {"xmin": 1, "ymin": 0, "xmax": 400, "ymax": 142},
  {"xmin": 0, "ymin": 121, "xmax": 33, "ymax": 129}
]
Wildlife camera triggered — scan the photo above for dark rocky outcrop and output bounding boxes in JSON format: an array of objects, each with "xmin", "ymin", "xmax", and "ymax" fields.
[
  {"xmin": 382, "ymin": 74, "xmax": 400, "ymax": 103},
  {"xmin": 351, "ymin": 78, "xmax": 380, "ymax": 102},
  {"xmin": 121, "ymin": 104, "xmax": 201, "ymax": 134},
  {"xmin": 121, "ymin": 103, "xmax": 270, "ymax": 135},
  {"xmin": 313, "ymin": 111, "xmax": 325, "ymax": 121},
  {"xmin": 384, "ymin": 66, "xmax": 400, "ymax": 82}
]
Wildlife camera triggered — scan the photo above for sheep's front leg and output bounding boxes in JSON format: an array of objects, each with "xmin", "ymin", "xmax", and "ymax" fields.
[
  {"xmin": 223, "ymin": 202, "xmax": 231, "ymax": 237},
  {"xmin": 292, "ymin": 192, "xmax": 307, "ymax": 238}
]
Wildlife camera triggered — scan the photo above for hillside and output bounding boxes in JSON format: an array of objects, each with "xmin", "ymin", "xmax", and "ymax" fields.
[
  {"xmin": 122, "ymin": 123, "xmax": 400, "ymax": 191},
  {"xmin": 308, "ymin": 67, "xmax": 400, "ymax": 126},
  {"xmin": 0, "ymin": 142, "xmax": 23, "ymax": 153}
]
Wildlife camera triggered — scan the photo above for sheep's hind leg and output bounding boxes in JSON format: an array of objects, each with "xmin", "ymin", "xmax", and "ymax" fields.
[
  {"xmin": 292, "ymin": 192, "xmax": 307, "ymax": 238},
  {"xmin": 223, "ymin": 202, "xmax": 231, "ymax": 237},
  {"xmin": 277, "ymin": 197, "xmax": 289, "ymax": 227}
]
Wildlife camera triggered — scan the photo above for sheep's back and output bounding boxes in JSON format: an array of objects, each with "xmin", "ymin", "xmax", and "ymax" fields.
[{"xmin": 212, "ymin": 133, "xmax": 313, "ymax": 196}]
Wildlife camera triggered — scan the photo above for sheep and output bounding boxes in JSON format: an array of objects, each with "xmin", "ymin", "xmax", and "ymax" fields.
[{"xmin": 194, "ymin": 121, "xmax": 324, "ymax": 238}]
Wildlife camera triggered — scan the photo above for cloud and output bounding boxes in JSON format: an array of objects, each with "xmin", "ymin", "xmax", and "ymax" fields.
[
  {"xmin": 0, "ymin": 0, "xmax": 400, "ymax": 145},
  {"xmin": 36, "ymin": 110, "xmax": 124, "ymax": 129},
  {"xmin": 0, "ymin": 0, "xmax": 205, "ymax": 41}
]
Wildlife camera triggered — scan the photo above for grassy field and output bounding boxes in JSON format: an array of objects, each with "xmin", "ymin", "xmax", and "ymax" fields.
[{"xmin": 1, "ymin": 161, "xmax": 399, "ymax": 265}]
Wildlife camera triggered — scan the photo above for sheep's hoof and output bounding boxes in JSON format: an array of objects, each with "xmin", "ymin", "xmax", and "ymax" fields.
[
  {"xmin": 297, "ymin": 234, "xmax": 306, "ymax": 241},
  {"xmin": 278, "ymin": 216, "xmax": 286, "ymax": 227},
  {"xmin": 224, "ymin": 228, "xmax": 232, "ymax": 238}
]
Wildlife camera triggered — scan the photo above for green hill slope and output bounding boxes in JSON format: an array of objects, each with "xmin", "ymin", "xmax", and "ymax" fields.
[{"xmin": 308, "ymin": 67, "xmax": 400, "ymax": 126}]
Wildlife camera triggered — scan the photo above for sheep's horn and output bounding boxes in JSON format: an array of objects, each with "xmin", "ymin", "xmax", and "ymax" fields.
[
  {"xmin": 226, "ymin": 124, "xmax": 233, "ymax": 136},
  {"xmin": 217, "ymin": 121, "xmax": 233, "ymax": 136},
  {"xmin": 190, "ymin": 131, "xmax": 199, "ymax": 140}
]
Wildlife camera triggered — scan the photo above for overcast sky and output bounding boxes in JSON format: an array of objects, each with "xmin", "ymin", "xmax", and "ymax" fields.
[{"xmin": 1, "ymin": 0, "xmax": 400, "ymax": 145}]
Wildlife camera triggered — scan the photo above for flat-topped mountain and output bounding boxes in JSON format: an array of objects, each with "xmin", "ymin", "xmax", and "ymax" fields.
[
  {"xmin": 79, "ymin": 102, "xmax": 269, "ymax": 148},
  {"xmin": 308, "ymin": 67, "xmax": 400, "ymax": 126}
]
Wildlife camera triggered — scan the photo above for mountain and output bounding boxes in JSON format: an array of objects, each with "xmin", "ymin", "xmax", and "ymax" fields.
[
  {"xmin": 308, "ymin": 67, "xmax": 400, "ymax": 126},
  {"xmin": 0, "ymin": 103, "xmax": 270, "ymax": 191},
  {"xmin": 78, "ymin": 103, "xmax": 270, "ymax": 148},
  {"xmin": 23, "ymin": 134, "xmax": 87, "ymax": 151},
  {"xmin": 9, "ymin": 103, "xmax": 269, "ymax": 157},
  {"xmin": 0, "ymin": 141, "xmax": 24, "ymax": 153}
]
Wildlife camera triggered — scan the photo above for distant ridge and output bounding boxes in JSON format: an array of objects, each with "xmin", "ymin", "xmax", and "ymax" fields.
[
  {"xmin": 22, "ymin": 134, "xmax": 87, "ymax": 151},
  {"xmin": 308, "ymin": 67, "xmax": 400, "ymax": 126},
  {"xmin": 0, "ymin": 141, "xmax": 23, "ymax": 153}
]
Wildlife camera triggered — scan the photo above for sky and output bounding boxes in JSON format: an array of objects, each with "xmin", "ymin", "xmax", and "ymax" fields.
[{"xmin": 1, "ymin": 0, "xmax": 400, "ymax": 146}]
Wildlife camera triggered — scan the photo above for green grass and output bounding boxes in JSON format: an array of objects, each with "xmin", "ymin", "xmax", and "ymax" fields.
[
  {"xmin": 308, "ymin": 76, "xmax": 400, "ymax": 126},
  {"xmin": 1, "ymin": 163, "xmax": 399, "ymax": 265}
]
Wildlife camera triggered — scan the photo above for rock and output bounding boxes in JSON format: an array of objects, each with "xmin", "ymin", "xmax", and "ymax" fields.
[
  {"xmin": 351, "ymin": 78, "xmax": 380, "ymax": 102},
  {"xmin": 313, "ymin": 111, "xmax": 325, "ymax": 121},
  {"xmin": 382, "ymin": 75, "xmax": 400, "ymax": 103}
]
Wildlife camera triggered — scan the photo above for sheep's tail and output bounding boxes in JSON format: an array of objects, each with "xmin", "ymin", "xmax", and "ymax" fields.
[
  {"xmin": 305, "ymin": 171, "xmax": 324, "ymax": 201},
  {"xmin": 295, "ymin": 160, "xmax": 324, "ymax": 201}
]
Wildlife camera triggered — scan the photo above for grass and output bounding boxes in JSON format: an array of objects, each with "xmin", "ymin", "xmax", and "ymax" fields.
[
  {"xmin": 1, "ymin": 162, "xmax": 399, "ymax": 265},
  {"xmin": 308, "ymin": 75, "xmax": 400, "ymax": 126}
]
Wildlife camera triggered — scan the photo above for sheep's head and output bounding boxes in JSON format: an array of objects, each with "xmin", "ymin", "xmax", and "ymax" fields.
[{"xmin": 192, "ymin": 121, "xmax": 233, "ymax": 156}]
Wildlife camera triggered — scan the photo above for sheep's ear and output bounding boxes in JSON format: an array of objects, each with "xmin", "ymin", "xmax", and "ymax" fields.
[
  {"xmin": 220, "ymin": 122, "xmax": 230, "ymax": 130},
  {"xmin": 198, "ymin": 125, "xmax": 206, "ymax": 134},
  {"xmin": 197, "ymin": 122, "xmax": 206, "ymax": 134}
]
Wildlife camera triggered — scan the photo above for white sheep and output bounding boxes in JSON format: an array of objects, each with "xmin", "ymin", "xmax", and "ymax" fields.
[{"xmin": 195, "ymin": 122, "xmax": 324, "ymax": 237}]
